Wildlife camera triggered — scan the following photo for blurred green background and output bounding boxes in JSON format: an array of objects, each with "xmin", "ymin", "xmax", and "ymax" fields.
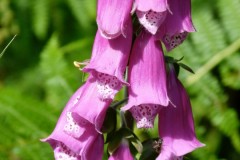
[{"xmin": 0, "ymin": 0, "xmax": 239, "ymax": 159}]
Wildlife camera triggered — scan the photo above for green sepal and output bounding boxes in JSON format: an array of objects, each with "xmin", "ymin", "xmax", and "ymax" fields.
[
  {"xmin": 107, "ymin": 132, "xmax": 122, "ymax": 155},
  {"xmin": 165, "ymin": 55, "xmax": 194, "ymax": 75},
  {"xmin": 139, "ymin": 138, "xmax": 161, "ymax": 160},
  {"xmin": 178, "ymin": 62, "xmax": 195, "ymax": 74},
  {"xmin": 165, "ymin": 56, "xmax": 184, "ymax": 63},
  {"xmin": 173, "ymin": 62, "xmax": 180, "ymax": 77},
  {"xmin": 110, "ymin": 98, "xmax": 128, "ymax": 109},
  {"xmin": 107, "ymin": 127, "xmax": 143, "ymax": 155},
  {"xmin": 124, "ymin": 111, "xmax": 134, "ymax": 130},
  {"xmin": 107, "ymin": 128, "xmax": 132, "ymax": 154},
  {"xmin": 120, "ymin": 128, "xmax": 143, "ymax": 153},
  {"xmin": 100, "ymin": 107, "xmax": 117, "ymax": 134},
  {"xmin": 129, "ymin": 137, "xmax": 143, "ymax": 154}
]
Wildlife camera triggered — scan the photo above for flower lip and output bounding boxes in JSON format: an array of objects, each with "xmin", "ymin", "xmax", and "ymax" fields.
[
  {"xmin": 82, "ymin": 68, "xmax": 129, "ymax": 86},
  {"xmin": 134, "ymin": 0, "xmax": 170, "ymax": 13},
  {"xmin": 136, "ymin": 10, "xmax": 167, "ymax": 35},
  {"xmin": 128, "ymin": 103, "xmax": 163, "ymax": 129},
  {"xmin": 98, "ymin": 26, "xmax": 123, "ymax": 39}
]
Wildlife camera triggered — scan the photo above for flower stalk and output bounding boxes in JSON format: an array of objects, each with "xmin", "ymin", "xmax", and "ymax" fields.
[{"xmin": 42, "ymin": 0, "xmax": 205, "ymax": 159}]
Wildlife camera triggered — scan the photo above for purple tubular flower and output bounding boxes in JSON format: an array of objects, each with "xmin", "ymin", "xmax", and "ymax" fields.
[
  {"xmin": 70, "ymin": 77, "xmax": 112, "ymax": 132},
  {"xmin": 83, "ymin": 18, "xmax": 133, "ymax": 88},
  {"xmin": 42, "ymin": 86, "xmax": 104, "ymax": 160},
  {"xmin": 108, "ymin": 141, "xmax": 134, "ymax": 160},
  {"xmin": 156, "ymin": 0, "xmax": 196, "ymax": 51},
  {"xmin": 134, "ymin": 0, "xmax": 169, "ymax": 34},
  {"xmin": 97, "ymin": 0, "xmax": 133, "ymax": 39},
  {"xmin": 121, "ymin": 31, "xmax": 169, "ymax": 128},
  {"xmin": 70, "ymin": 19, "xmax": 132, "ymax": 133},
  {"xmin": 157, "ymin": 65, "xmax": 205, "ymax": 159}
]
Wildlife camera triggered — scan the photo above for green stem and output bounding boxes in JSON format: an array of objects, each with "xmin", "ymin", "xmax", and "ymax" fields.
[
  {"xmin": 110, "ymin": 98, "xmax": 128, "ymax": 108},
  {"xmin": 120, "ymin": 111, "xmax": 128, "ymax": 128},
  {"xmin": 0, "ymin": 35, "xmax": 17, "ymax": 59},
  {"xmin": 186, "ymin": 38, "xmax": 240, "ymax": 87}
]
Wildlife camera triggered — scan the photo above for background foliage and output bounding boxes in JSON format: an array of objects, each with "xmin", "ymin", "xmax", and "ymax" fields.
[{"xmin": 0, "ymin": 0, "xmax": 239, "ymax": 159}]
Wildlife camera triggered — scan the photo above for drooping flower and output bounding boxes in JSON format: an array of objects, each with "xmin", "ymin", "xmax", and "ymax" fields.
[
  {"xmin": 156, "ymin": 0, "xmax": 196, "ymax": 51},
  {"xmin": 42, "ymin": 86, "xmax": 104, "ymax": 160},
  {"xmin": 157, "ymin": 65, "xmax": 205, "ymax": 160},
  {"xmin": 97, "ymin": 0, "xmax": 133, "ymax": 39},
  {"xmin": 122, "ymin": 31, "xmax": 169, "ymax": 128},
  {"xmin": 70, "ymin": 76, "xmax": 113, "ymax": 132},
  {"xmin": 134, "ymin": 0, "xmax": 169, "ymax": 34},
  {"xmin": 108, "ymin": 140, "xmax": 134, "ymax": 160},
  {"xmin": 83, "ymin": 18, "xmax": 133, "ymax": 89},
  {"xmin": 70, "ymin": 20, "xmax": 133, "ymax": 131}
]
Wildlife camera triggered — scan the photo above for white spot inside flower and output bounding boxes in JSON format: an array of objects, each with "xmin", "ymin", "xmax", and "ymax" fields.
[
  {"xmin": 72, "ymin": 96, "xmax": 80, "ymax": 106},
  {"xmin": 64, "ymin": 112, "xmax": 84, "ymax": 138},
  {"xmin": 96, "ymin": 73, "xmax": 121, "ymax": 100},
  {"xmin": 54, "ymin": 142, "xmax": 80, "ymax": 160},
  {"xmin": 137, "ymin": 10, "xmax": 167, "ymax": 34},
  {"xmin": 131, "ymin": 104, "xmax": 160, "ymax": 128}
]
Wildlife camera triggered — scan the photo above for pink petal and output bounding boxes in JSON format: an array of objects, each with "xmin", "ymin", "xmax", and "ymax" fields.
[
  {"xmin": 109, "ymin": 141, "xmax": 134, "ymax": 160},
  {"xmin": 135, "ymin": 0, "xmax": 169, "ymax": 12},
  {"xmin": 42, "ymin": 86, "xmax": 104, "ymax": 159},
  {"xmin": 134, "ymin": 0, "xmax": 169, "ymax": 34},
  {"xmin": 157, "ymin": 66, "xmax": 205, "ymax": 159},
  {"xmin": 70, "ymin": 77, "xmax": 112, "ymax": 132},
  {"xmin": 136, "ymin": 10, "xmax": 167, "ymax": 34},
  {"xmin": 156, "ymin": 0, "xmax": 196, "ymax": 51},
  {"xmin": 122, "ymin": 31, "xmax": 169, "ymax": 128},
  {"xmin": 97, "ymin": 0, "xmax": 133, "ymax": 39},
  {"xmin": 130, "ymin": 104, "xmax": 160, "ymax": 128},
  {"xmin": 54, "ymin": 142, "xmax": 81, "ymax": 160},
  {"xmin": 82, "ymin": 133, "xmax": 104, "ymax": 160},
  {"xmin": 83, "ymin": 20, "xmax": 132, "ymax": 86}
]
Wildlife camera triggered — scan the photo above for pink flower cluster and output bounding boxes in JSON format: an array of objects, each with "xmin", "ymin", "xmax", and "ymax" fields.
[{"xmin": 42, "ymin": 0, "xmax": 204, "ymax": 160}]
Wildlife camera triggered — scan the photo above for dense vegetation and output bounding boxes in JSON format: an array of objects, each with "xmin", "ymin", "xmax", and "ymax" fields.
[{"xmin": 0, "ymin": 0, "xmax": 239, "ymax": 159}]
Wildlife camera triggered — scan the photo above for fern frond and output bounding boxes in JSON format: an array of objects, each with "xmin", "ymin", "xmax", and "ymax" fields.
[{"xmin": 218, "ymin": 0, "xmax": 240, "ymax": 41}]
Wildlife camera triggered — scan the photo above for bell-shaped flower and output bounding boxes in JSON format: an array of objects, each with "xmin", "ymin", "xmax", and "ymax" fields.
[
  {"xmin": 121, "ymin": 31, "xmax": 169, "ymax": 129},
  {"xmin": 156, "ymin": 0, "xmax": 196, "ymax": 51},
  {"xmin": 82, "ymin": 19, "xmax": 132, "ymax": 100},
  {"xmin": 97, "ymin": 0, "xmax": 133, "ymax": 39},
  {"xmin": 108, "ymin": 140, "xmax": 134, "ymax": 160},
  {"xmin": 42, "ymin": 86, "xmax": 104, "ymax": 160},
  {"xmin": 157, "ymin": 65, "xmax": 205, "ymax": 160},
  {"xmin": 134, "ymin": 0, "xmax": 169, "ymax": 34},
  {"xmin": 70, "ymin": 76, "xmax": 113, "ymax": 132}
]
